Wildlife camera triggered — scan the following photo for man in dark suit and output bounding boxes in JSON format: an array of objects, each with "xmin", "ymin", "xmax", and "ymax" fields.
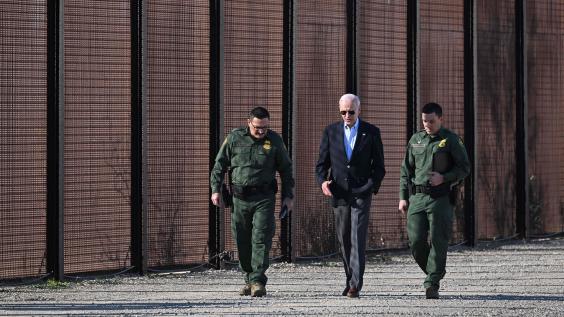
[{"xmin": 315, "ymin": 93, "xmax": 386, "ymax": 298}]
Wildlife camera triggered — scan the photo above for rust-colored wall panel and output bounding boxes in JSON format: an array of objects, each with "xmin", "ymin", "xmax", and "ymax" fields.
[
  {"xmin": 526, "ymin": 1, "xmax": 564, "ymax": 235},
  {"xmin": 0, "ymin": 1, "xmax": 47, "ymax": 279},
  {"xmin": 294, "ymin": 0, "xmax": 347, "ymax": 257},
  {"xmin": 359, "ymin": 0, "xmax": 408, "ymax": 250},
  {"xmin": 222, "ymin": 0, "xmax": 284, "ymax": 260},
  {"xmin": 145, "ymin": 1, "xmax": 210, "ymax": 267},
  {"xmin": 3, "ymin": 0, "xmax": 564, "ymax": 281},
  {"xmin": 63, "ymin": 0, "xmax": 131, "ymax": 273},
  {"xmin": 420, "ymin": 0, "xmax": 466, "ymax": 242},
  {"xmin": 475, "ymin": 0, "xmax": 517, "ymax": 239},
  {"xmin": 420, "ymin": 0, "xmax": 464, "ymax": 135}
]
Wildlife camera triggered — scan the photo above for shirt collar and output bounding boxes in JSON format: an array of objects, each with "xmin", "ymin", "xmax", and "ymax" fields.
[
  {"xmin": 344, "ymin": 119, "xmax": 360, "ymax": 131},
  {"xmin": 438, "ymin": 127, "xmax": 446, "ymax": 137},
  {"xmin": 432, "ymin": 127, "xmax": 445, "ymax": 138},
  {"xmin": 423, "ymin": 127, "xmax": 445, "ymax": 139}
]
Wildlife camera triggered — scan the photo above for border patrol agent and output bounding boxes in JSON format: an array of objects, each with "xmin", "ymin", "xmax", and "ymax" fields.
[
  {"xmin": 210, "ymin": 107, "xmax": 294, "ymax": 297},
  {"xmin": 399, "ymin": 102, "xmax": 470, "ymax": 299}
]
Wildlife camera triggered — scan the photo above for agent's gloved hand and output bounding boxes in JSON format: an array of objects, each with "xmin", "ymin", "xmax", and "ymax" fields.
[
  {"xmin": 279, "ymin": 205, "xmax": 288, "ymax": 220},
  {"xmin": 280, "ymin": 197, "xmax": 293, "ymax": 219}
]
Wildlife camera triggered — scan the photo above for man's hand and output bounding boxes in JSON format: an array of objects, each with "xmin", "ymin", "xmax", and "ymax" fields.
[
  {"xmin": 280, "ymin": 197, "xmax": 294, "ymax": 219},
  {"xmin": 321, "ymin": 180, "xmax": 333, "ymax": 197},
  {"xmin": 211, "ymin": 192, "xmax": 222, "ymax": 207},
  {"xmin": 398, "ymin": 199, "xmax": 408, "ymax": 216},
  {"xmin": 428, "ymin": 172, "xmax": 444, "ymax": 186}
]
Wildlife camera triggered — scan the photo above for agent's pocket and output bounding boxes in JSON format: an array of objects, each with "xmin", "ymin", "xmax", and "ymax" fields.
[
  {"xmin": 231, "ymin": 146, "xmax": 252, "ymax": 166},
  {"xmin": 255, "ymin": 149, "xmax": 274, "ymax": 169}
]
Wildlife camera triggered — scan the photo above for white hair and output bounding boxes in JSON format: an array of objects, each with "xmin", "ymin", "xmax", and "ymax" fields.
[{"xmin": 339, "ymin": 93, "xmax": 360, "ymax": 109}]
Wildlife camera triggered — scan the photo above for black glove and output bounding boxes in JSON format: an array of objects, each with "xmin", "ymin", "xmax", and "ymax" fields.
[{"xmin": 279, "ymin": 205, "xmax": 288, "ymax": 220}]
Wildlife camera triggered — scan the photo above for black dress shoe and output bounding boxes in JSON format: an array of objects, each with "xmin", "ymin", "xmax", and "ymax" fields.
[
  {"xmin": 342, "ymin": 287, "xmax": 350, "ymax": 296},
  {"xmin": 347, "ymin": 287, "xmax": 359, "ymax": 298}
]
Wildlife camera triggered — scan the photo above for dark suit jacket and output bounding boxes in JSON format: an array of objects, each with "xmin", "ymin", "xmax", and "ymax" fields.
[{"xmin": 315, "ymin": 119, "xmax": 386, "ymax": 206}]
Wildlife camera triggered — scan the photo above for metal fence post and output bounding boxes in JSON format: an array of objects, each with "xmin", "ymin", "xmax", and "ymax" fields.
[
  {"xmin": 347, "ymin": 0, "xmax": 358, "ymax": 95},
  {"xmin": 407, "ymin": 0, "xmax": 419, "ymax": 135},
  {"xmin": 209, "ymin": 0, "xmax": 224, "ymax": 269},
  {"xmin": 46, "ymin": 0, "xmax": 64, "ymax": 281},
  {"xmin": 515, "ymin": 0, "xmax": 529, "ymax": 239},
  {"xmin": 281, "ymin": 0, "xmax": 295, "ymax": 263},
  {"xmin": 131, "ymin": 0, "xmax": 147, "ymax": 274},
  {"xmin": 463, "ymin": 0, "xmax": 477, "ymax": 247}
]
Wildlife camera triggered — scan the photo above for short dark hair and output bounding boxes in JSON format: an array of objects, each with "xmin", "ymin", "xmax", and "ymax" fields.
[
  {"xmin": 249, "ymin": 106, "xmax": 270, "ymax": 120},
  {"xmin": 422, "ymin": 102, "xmax": 443, "ymax": 117}
]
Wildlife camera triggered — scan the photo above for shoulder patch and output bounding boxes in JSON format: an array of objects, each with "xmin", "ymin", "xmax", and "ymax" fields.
[{"xmin": 438, "ymin": 139, "xmax": 447, "ymax": 148}]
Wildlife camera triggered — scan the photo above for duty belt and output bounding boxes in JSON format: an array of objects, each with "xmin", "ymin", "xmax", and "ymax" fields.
[
  {"xmin": 232, "ymin": 182, "xmax": 277, "ymax": 199},
  {"xmin": 414, "ymin": 185, "xmax": 431, "ymax": 194},
  {"xmin": 413, "ymin": 183, "xmax": 450, "ymax": 199}
]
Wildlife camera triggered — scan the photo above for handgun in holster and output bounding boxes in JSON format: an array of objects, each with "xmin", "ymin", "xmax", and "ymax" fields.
[
  {"xmin": 408, "ymin": 180, "xmax": 415, "ymax": 197},
  {"xmin": 431, "ymin": 151, "xmax": 456, "ymax": 202}
]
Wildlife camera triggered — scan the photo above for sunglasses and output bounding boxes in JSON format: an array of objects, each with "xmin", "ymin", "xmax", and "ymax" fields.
[
  {"xmin": 340, "ymin": 110, "xmax": 355, "ymax": 116},
  {"xmin": 250, "ymin": 122, "xmax": 269, "ymax": 131}
]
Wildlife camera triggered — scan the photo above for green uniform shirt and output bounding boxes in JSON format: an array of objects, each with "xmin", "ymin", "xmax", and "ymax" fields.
[
  {"xmin": 399, "ymin": 127, "xmax": 470, "ymax": 200},
  {"xmin": 210, "ymin": 127, "xmax": 295, "ymax": 199}
]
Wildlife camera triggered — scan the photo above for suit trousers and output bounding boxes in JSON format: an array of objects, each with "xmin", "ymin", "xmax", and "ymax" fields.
[{"xmin": 333, "ymin": 195, "xmax": 372, "ymax": 291}]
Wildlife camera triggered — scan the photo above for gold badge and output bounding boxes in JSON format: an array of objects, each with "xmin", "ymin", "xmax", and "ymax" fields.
[
  {"xmin": 438, "ymin": 139, "xmax": 447, "ymax": 148},
  {"xmin": 263, "ymin": 140, "xmax": 271, "ymax": 150}
]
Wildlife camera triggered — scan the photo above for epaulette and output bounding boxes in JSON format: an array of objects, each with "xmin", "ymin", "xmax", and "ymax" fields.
[
  {"xmin": 231, "ymin": 127, "xmax": 247, "ymax": 136},
  {"xmin": 414, "ymin": 129, "xmax": 427, "ymax": 137}
]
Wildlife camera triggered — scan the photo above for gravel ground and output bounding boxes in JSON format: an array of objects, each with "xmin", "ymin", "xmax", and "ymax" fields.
[{"xmin": 1, "ymin": 238, "xmax": 563, "ymax": 316}]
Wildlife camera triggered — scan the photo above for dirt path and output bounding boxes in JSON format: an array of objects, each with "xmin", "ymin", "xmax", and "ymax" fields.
[{"xmin": 1, "ymin": 238, "xmax": 563, "ymax": 316}]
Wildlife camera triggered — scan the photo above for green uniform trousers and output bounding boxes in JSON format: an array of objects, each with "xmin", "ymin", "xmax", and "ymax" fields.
[
  {"xmin": 407, "ymin": 193, "xmax": 453, "ymax": 288},
  {"xmin": 231, "ymin": 194, "xmax": 275, "ymax": 285}
]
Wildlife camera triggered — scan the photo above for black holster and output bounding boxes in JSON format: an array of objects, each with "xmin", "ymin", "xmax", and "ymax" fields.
[
  {"xmin": 408, "ymin": 182, "xmax": 415, "ymax": 197},
  {"xmin": 448, "ymin": 185, "xmax": 460, "ymax": 205},
  {"xmin": 428, "ymin": 182, "xmax": 450, "ymax": 199},
  {"xmin": 221, "ymin": 183, "xmax": 233, "ymax": 207}
]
